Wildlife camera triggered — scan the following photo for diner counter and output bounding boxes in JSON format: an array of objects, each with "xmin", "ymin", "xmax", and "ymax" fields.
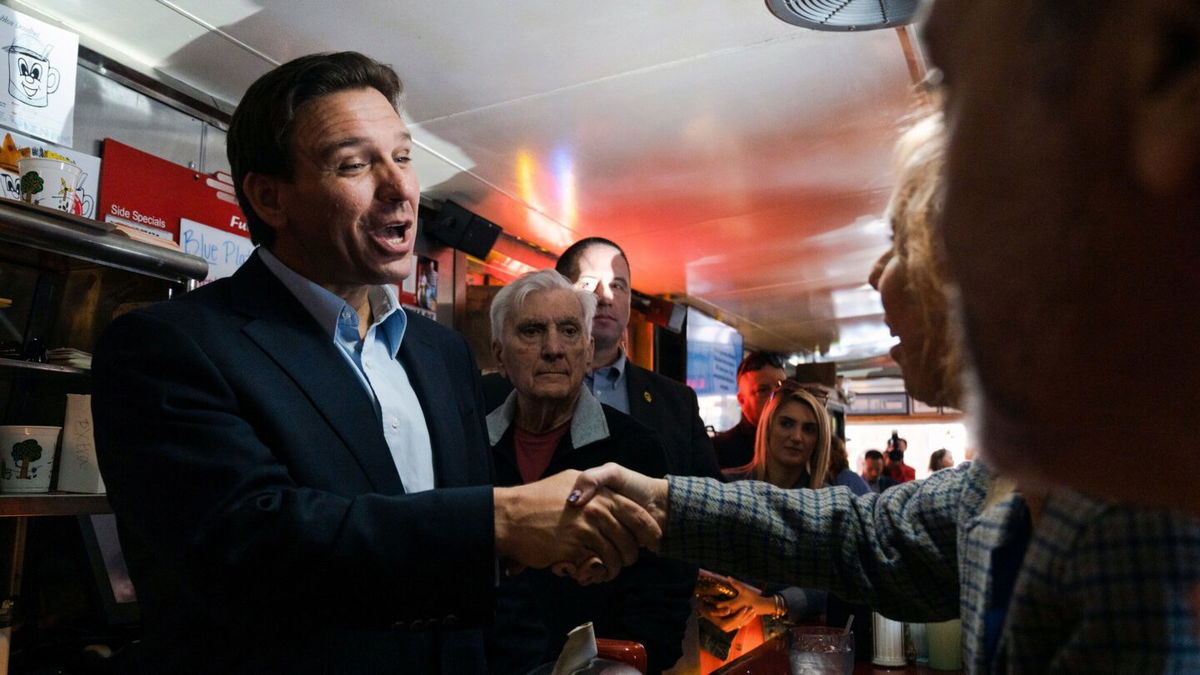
[{"xmin": 711, "ymin": 634, "xmax": 963, "ymax": 675}]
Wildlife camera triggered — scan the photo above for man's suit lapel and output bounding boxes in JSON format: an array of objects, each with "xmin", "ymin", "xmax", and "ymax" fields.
[
  {"xmin": 232, "ymin": 254, "xmax": 405, "ymax": 494},
  {"xmin": 399, "ymin": 319, "xmax": 471, "ymax": 488},
  {"xmin": 625, "ymin": 363, "xmax": 658, "ymax": 429}
]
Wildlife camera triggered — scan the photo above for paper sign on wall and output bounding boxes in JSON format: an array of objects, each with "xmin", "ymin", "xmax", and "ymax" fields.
[
  {"xmin": 58, "ymin": 393, "xmax": 104, "ymax": 493},
  {"xmin": 0, "ymin": 6, "xmax": 78, "ymax": 146}
]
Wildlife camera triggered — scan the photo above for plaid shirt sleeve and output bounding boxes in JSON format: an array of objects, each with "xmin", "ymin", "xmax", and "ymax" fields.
[
  {"xmin": 661, "ymin": 463, "xmax": 987, "ymax": 622},
  {"xmin": 1005, "ymin": 492, "xmax": 1200, "ymax": 672}
]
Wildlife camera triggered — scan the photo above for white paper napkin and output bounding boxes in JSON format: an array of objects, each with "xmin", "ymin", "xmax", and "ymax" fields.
[{"xmin": 551, "ymin": 622, "xmax": 598, "ymax": 675}]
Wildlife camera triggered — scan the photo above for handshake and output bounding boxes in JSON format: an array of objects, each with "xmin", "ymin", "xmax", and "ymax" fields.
[{"xmin": 493, "ymin": 463, "xmax": 669, "ymax": 584}]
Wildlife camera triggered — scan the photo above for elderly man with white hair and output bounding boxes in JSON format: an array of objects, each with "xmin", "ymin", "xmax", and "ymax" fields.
[{"xmin": 483, "ymin": 270, "xmax": 693, "ymax": 675}]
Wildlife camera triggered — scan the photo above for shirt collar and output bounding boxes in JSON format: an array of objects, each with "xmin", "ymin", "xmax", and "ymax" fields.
[
  {"xmin": 258, "ymin": 247, "xmax": 407, "ymax": 354},
  {"xmin": 589, "ymin": 350, "xmax": 627, "ymax": 382}
]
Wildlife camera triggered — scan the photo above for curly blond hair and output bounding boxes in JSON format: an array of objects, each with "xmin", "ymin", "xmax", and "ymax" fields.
[{"xmin": 885, "ymin": 109, "xmax": 963, "ymax": 408}]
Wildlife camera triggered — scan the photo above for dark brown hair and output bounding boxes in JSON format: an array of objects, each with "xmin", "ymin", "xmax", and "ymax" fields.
[
  {"xmin": 737, "ymin": 350, "xmax": 785, "ymax": 378},
  {"xmin": 227, "ymin": 51, "xmax": 403, "ymax": 247},
  {"xmin": 554, "ymin": 237, "xmax": 628, "ymax": 282},
  {"xmin": 827, "ymin": 435, "xmax": 851, "ymax": 481}
]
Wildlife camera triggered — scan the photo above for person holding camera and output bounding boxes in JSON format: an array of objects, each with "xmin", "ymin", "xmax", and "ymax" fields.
[{"xmin": 884, "ymin": 435, "xmax": 916, "ymax": 483}]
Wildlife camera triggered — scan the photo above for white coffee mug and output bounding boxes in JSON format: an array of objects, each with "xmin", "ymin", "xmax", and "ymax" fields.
[
  {"xmin": 0, "ymin": 169, "xmax": 21, "ymax": 200},
  {"xmin": 18, "ymin": 157, "xmax": 83, "ymax": 214},
  {"xmin": 0, "ymin": 425, "xmax": 61, "ymax": 493}
]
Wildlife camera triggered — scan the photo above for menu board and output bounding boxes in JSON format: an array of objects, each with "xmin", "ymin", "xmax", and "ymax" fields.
[{"xmin": 0, "ymin": 5, "xmax": 78, "ymax": 146}]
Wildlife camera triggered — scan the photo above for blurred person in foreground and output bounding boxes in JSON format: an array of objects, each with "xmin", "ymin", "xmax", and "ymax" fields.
[
  {"xmin": 569, "ymin": 108, "xmax": 1200, "ymax": 671},
  {"xmin": 695, "ymin": 384, "xmax": 833, "ymax": 671},
  {"xmin": 484, "ymin": 270, "xmax": 691, "ymax": 674},
  {"xmin": 922, "ymin": 0, "xmax": 1200, "ymax": 515},
  {"xmin": 90, "ymin": 51, "xmax": 655, "ymax": 673}
]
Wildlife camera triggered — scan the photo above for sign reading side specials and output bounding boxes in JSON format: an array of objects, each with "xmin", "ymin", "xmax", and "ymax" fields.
[
  {"xmin": 0, "ymin": 6, "xmax": 78, "ymax": 146},
  {"xmin": 98, "ymin": 139, "xmax": 251, "ymax": 284}
]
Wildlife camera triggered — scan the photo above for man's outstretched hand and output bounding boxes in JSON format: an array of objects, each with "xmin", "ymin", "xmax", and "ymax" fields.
[{"xmin": 493, "ymin": 469, "xmax": 661, "ymax": 584}]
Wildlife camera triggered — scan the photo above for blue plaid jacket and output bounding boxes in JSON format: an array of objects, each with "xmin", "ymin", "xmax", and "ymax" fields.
[{"xmin": 662, "ymin": 462, "xmax": 1200, "ymax": 673}]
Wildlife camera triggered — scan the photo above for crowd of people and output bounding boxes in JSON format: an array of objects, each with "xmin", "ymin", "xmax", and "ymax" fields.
[{"xmin": 89, "ymin": 0, "xmax": 1200, "ymax": 671}]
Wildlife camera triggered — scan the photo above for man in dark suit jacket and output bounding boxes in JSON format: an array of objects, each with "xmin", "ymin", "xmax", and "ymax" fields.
[
  {"xmin": 483, "ymin": 237, "xmax": 720, "ymax": 480},
  {"xmin": 711, "ymin": 351, "xmax": 787, "ymax": 470},
  {"xmin": 861, "ymin": 450, "xmax": 899, "ymax": 493},
  {"xmin": 483, "ymin": 270, "xmax": 692, "ymax": 674},
  {"xmin": 91, "ymin": 52, "xmax": 655, "ymax": 674}
]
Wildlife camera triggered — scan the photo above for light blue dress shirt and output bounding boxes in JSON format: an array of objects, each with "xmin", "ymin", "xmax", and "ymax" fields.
[
  {"xmin": 585, "ymin": 351, "xmax": 630, "ymax": 414},
  {"xmin": 259, "ymin": 249, "xmax": 435, "ymax": 493}
]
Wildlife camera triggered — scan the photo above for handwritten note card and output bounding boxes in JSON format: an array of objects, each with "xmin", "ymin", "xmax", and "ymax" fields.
[
  {"xmin": 58, "ymin": 393, "xmax": 104, "ymax": 493},
  {"xmin": 180, "ymin": 217, "xmax": 254, "ymax": 285}
]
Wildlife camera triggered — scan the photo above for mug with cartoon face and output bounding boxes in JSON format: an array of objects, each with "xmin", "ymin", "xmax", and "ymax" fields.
[
  {"xmin": 0, "ymin": 170, "xmax": 21, "ymax": 201},
  {"xmin": 7, "ymin": 44, "xmax": 59, "ymax": 108}
]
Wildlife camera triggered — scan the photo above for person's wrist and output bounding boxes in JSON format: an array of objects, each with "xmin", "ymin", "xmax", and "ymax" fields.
[
  {"xmin": 492, "ymin": 487, "xmax": 516, "ymax": 557},
  {"xmin": 770, "ymin": 594, "xmax": 786, "ymax": 619},
  {"xmin": 650, "ymin": 478, "xmax": 670, "ymax": 529}
]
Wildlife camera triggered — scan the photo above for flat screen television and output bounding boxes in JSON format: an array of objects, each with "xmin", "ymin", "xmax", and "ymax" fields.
[{"xmin": 685, "ymin": 307, "xmax": 743, "ymax": 433}]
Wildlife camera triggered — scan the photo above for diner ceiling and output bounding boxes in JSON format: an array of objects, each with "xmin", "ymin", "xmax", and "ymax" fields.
[{"xmin": 13, "ymin": 0, "xmax": 921, "ymax": 363}]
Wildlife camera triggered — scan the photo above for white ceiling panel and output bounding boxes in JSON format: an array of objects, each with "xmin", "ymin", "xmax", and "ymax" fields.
[{"xmin": 14, "ymin": 0, "xmax": 919, "ymax": 361}]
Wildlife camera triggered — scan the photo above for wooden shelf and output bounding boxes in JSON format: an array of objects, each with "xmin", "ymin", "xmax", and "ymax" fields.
[
  {"xmin": 0, "ymin": 357, "xmax": 89, "ymax": 376},
  {"xmin": 0, "ymin": 492, "xmax": 109, "ymax": 517}
]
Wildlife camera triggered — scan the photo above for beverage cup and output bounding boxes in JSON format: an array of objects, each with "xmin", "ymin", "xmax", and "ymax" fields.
[
  {"xmin": 926, "ymin": 618, "xmax": 963, "ymax": 670},
  {"xmin": 908, "ymin": 621, "xmax": 929, "ymax": 663},
  {"xmin": 789, "ymin": 626, "xmax": 853, "ymax": 675},
  {"xmin": 871, "ymin": 612, "xmax": 906, "ymax": 667},
  {"xmin": 18, "ymin": 157, "xmax": 83, "ymax": 214},
  {"xmin": 0, "ymin": 425, "xmax": 61, "ymax": 493}
]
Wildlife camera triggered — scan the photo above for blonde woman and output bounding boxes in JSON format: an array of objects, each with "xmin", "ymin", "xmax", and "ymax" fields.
[{"xmin": 694, "ymin": 383, "xmax": 833, "ymax": 671}]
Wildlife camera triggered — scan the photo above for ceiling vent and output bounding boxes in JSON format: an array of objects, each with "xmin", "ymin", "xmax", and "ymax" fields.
[{"xmin": 765, "ymin": 0, "xmax": 921, "ymax": 31}]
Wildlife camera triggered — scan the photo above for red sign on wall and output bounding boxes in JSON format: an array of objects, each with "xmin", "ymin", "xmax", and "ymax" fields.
[{"xmin": 97, "ymin": 139, "xmax": 247, "ymax": 242}]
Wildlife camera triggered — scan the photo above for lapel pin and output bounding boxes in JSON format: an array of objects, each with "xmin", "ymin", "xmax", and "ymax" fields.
[{"xmin": 643, "ymin": 391, "xmax": 652, "ymax": 403}]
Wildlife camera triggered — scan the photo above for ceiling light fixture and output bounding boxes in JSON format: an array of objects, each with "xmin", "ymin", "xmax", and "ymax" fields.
[{"xmin": 765, "ymin": 0, "xmax": 921, "ymax": 31}]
